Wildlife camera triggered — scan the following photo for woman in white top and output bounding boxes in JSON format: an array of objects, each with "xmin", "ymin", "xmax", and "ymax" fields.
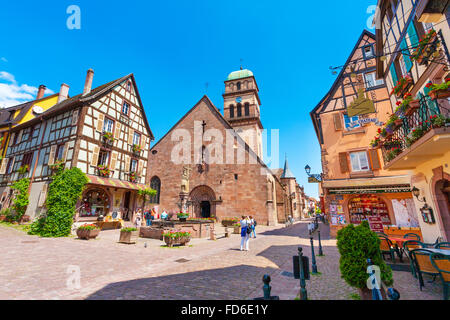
[{"xmin": 240, "ymin": 216, "xmax": 251, "ymax": 251}]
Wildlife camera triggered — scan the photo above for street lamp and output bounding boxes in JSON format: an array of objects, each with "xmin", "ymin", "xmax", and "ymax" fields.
[
  {"xmin": 304, "ymin": 165, "xmax": 322, "ymax": 182},
  {"xmin": 412, "ymin": 186, "xmax": 426, "ymax": 203},
  {"xmin": 304, "ymin": 165, "xmax": 311, "ymax": 175}
]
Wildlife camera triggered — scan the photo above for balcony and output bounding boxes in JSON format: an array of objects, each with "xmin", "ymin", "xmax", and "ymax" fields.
[{"xmin": 380, "ymin": 96, "xmax": 450, "ymax": 170}]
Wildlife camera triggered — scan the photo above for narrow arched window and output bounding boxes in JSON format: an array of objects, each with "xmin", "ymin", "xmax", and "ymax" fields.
[
  {"xmin": 237, "ymin": 82, "xmax": 241, "ymax": 90},
  {"xmin": 237, "ymin": 103, "xmax": 242, "ymax": 117},
  {"xmin": 229, "ymin": 105, "xmax": 235, "ymax": 118},
  {"xmin": 244, "ymin": 103, "xmax": 250, "ymax": 116},
  {"xmin": 150, "ymin": 176, "xmax": 161, "ymax": 204}
]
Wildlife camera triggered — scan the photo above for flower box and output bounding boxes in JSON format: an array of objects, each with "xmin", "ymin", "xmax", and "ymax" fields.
[
  {"xmin": 163, "ymin": 232, "xmax": 191, "ymax": 247},
  {"xmin": 391, "ymin": 76, "xmax": 413, "ymax": 98},
  {"xmin": 119, "ymin": 228, "xmax": 139, "ymax": 244},
  {"xmin": 405, "ymin": 100, "xmax": 420, "ymax": 116},
  {"xmin": 429, "ymin": 87, "xmax": 450, "ymax": 100},
  {"xmin": 233, "ymin": 226, "xmax": 240, "ymax": 234},
  {"xmin": 221, "ymin": 218, "xmax": 239, "ymax": 227},
  {"xmin": 413, "ymin": 31, "xmax": 439, "ymax": 66},
  {"xmin": 392, "ymin": 119, "xmax": 403, "ymax": 131},
  {"xmin": 76, "ymin": 225, "xmax": 100, "ymax": 240}
]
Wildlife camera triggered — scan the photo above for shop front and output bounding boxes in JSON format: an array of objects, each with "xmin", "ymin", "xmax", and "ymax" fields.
[
  {"xmin": 75, "ymin": 175, "xmax": 148, "ymax": 223},
  {"xmin": 324, "ymin": 184, "xmax": 420, "ymax": 238}
]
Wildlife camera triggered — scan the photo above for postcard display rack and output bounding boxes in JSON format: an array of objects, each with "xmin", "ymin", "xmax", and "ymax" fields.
[{"xmin": 349, "ymin": 194, "xmax": 391, "ymax": 225}]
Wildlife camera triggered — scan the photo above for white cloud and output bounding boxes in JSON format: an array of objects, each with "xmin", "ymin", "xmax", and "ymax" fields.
[{"xmin": 0, "ymin": 71, "xmax": 54, "ymax": 108}]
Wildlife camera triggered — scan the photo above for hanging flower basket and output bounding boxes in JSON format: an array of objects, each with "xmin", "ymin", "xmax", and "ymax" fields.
[
  {"xmin": 97, "ymin": 165, "xmax": 111, "ymax": 178},
  {"xmin": 132, "ymin": 144, "xmax": 142, "ymax": 156},
  {"xmin": 411, "ymin": 30, "xmax": 439, "ymax": 66},
  {"xmin": 102, "ymin": 132, "xmax": 115, "ymax": 147},
  {"xmin": 390, "ymin": 75, "xmax": 413, "ymax": 98}
]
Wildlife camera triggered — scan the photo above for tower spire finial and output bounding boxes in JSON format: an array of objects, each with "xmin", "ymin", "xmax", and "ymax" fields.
[{"xmin": 240, "ymin": 58, "xmax": 243, "ymax": 70}]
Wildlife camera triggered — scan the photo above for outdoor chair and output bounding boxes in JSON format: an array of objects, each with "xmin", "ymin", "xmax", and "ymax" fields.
[
  {"xmin": 403, "ymin": 233, "xmax": 421, "ymax": 241},
  {"xmin": 430, "ymin": 253, "xmax": 450, "ymax": 300},
  {"xmin": 376, "ymin": 232, "xmax": 389, "ymax": 238},
  {"xmin": 403, "ymin": 240, "xmax": 425, "ymax": 277},
  {"xmin": 379, "ymin": 235, "xmax": 399, "ymax": 263},
  {"xmin": 410, "ymin": 249, "xmax": 440, "ymax": 291},
  {"xmin": 435, "ymin": 242, "xmax": 450, "ymax": 250}
]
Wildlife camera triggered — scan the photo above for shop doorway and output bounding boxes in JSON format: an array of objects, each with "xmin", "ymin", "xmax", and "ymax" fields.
[
  {"xmin": 123, "ymin": 191, "xmax": 131, "ymax": 221},
  {"xmin": 201, "ymin": 201, "xmax": 211, "ymax": 218},
  {"xmin": 435, "ymin": 180, "xmax": 450, "ymax": 241}
]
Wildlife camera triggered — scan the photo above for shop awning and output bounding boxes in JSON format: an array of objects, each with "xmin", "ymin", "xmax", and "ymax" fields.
[
  {"xmin": 86, "ymin": 175, "xmax": 147, "ymax": 191},
  {"xmin": 322, "ymin": 175, "xmax": 411, "ymax": 189}
]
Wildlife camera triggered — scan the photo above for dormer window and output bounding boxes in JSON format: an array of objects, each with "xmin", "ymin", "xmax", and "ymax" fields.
[
  {"xmin": 126, "ymin": 81, "xmax": 132, "ymax": 92},
  {"xmin": 363, "ymin": 45, "xmax": 374, "ymax": 59}
]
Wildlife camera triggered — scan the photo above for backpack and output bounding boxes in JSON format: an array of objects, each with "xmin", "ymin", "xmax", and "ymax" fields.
[{"xmin": 254, "ymin": 220, "xmax": 257, "ymax": 226}]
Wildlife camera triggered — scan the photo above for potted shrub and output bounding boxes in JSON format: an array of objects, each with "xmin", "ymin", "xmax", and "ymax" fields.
[
  {"xmin": 119, "ymin": 227, "xmax": 139, "ymax": 244},
  {"xmin": 102, "ymin": 131, "xmax": 114, "ymax": 147},
  {"xmin": 426, "ymin": 78, "xmax": 450, "ymax": 100},
  {"xmin": 337, "ymin": 221, "xmax": 393, "ymax": 300},
  {"xmin": 177, "ymin": 212, "xmax": 189, "ymax": 222},
  {"xmin": 76, "ymin": 224, "xmax": 100, "ymax": 240},
  {"xmin": 163, "ymin": 231, "xmax": 191, "ymax": 247},
  {"xmin": 97, "ymin": 165, "xmax": 111, "ymax": 178}
]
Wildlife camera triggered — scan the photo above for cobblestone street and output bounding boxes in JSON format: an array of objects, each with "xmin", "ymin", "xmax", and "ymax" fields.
[{"xmin": 0, "ymin": 220, "xmax": 443, "ymax": 300}]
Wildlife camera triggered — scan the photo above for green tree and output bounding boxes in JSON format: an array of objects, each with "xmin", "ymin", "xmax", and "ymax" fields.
[
  {"xmin": 10, "ymin": 177, "xmax": 30, "ymax": 222},
  {"xmin": 337, "ymin": 221, "xmax": 393, "ymax": 289},
  {"xmin": 29, "ymin": 167, "xmax": 88, "ymax": 237},
  {"xmin": 138, "ymin": 188, "xmax": 157, "ymax": 207}
]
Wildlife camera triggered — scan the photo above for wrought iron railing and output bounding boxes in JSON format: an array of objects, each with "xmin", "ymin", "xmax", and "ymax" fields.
[{"xmin": 381, "ymin": 96, "xmax": 450, "ymax": 164}]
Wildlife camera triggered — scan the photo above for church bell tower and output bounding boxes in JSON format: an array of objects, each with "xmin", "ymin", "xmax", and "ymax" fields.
[{"xmin": 222, "ymin": 68, "xmax": 263, "ymax": 158}]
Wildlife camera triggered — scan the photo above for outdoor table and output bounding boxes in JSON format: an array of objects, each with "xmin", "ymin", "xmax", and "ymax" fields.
[
  {"xmin": 425, "ymin": 248, "xmax": 450, "ymax": 256},
  {"xmin": 387, "ymin": 237, "xmax": 419, "ymax": 262}
]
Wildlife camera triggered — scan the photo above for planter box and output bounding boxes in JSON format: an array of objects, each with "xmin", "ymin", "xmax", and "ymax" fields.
[
  {"xmin": 119, "ymin": 230, "xmax": 139, "ymax": 244},
  {"xmin": 405, "ymin": 100, "xmax": 420, "ymax": 116},
  {"xmin": 76, "ymin": 228, "xmax": 100, "ymax": 240},
  {"xmin": 222, "ymin": 220, "xmax": 237, "ymax": 227},
  {"xmin": 233, "ymin": 226, "xmax": 240, "ymax": 234},
  {"xmin": 164, "ymin": 236, "xmax": 191, "ymax": 247},
  {"xmin": 429, "ymin": 87, "xmax": 450, "ymax": 100}
]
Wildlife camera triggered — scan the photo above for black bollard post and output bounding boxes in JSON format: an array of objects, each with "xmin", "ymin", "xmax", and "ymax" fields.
[
  {"xmin": 318, "ymin": 230, "xmax": 324, "ymax": 256},
  {"xmin": 310, "ymin": 236, "xmax": 318, "ymax": 274},
  {"xmin": 254, "ymin": 274, "xmax": 280, "ymax": 300},
  {"xmin": 298, "ymin": 247, "xmax": 308, "ymax": 300}
]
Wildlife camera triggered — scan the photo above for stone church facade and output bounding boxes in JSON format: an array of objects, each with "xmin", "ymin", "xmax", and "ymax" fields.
[{"xmin": 147, "ymin": 70, "xmax": 302, "ymax": 225}]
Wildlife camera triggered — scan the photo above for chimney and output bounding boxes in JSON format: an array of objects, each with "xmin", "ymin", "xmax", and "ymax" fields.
[
  {"xmin": 82, "ymin": 69, "xmax": 94, "ymax": 96},
  {"xmin": 36, "ymin": 85, "xmax": 46, "ymax": 100},
  {"xmin": 57, "ymin": 83, "xmax": 70, "ymax": 103}
]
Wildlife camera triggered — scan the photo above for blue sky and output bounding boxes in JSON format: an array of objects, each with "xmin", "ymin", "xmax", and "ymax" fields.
[{"xmin": 0, "ymin": 0, "xmax": 377, "ymax": 198}]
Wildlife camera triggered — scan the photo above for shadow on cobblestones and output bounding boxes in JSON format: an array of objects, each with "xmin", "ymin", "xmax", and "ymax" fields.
[{"xmin": 85, "ymin": 265, "xmax": 279, "ymax": 300}]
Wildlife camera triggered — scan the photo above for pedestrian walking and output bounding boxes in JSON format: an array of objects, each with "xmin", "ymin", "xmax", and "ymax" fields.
[
  {"xmin": 134, "ymin": 209, "xmax": 142, "ymax": 228},
  {"xmin": 249, "ymin": 215, "xmax": 257, "ymax": 238},
  {"xmin": 240, "ymin": 215, "xmax": 251, "ymax": 251},
  {"xmin": 144, "ymin": 209, "xmax": 152, "ymax": 226}
]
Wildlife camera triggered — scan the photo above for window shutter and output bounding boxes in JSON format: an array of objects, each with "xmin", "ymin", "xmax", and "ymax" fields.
[
  {"xmin": 124, "ymin": 155, "xmax": 130, "ymax": 172},
  {"xmin": 339, "ymin": 152, "xmax": 349, "ymax": 173},
  {"xmin": 400, "ymin": 39, "xmax": 413, "ymax": 72},
  {"xmin": 62, "ymin": 142, "xmax": 70, "ymax": 161},
  {"xmin": 71, "ymin": 109, "xmax": 79, "ymax": 126},
  {"xmin": 390, "ymin": 63, "xmax": 398, "ymax": 85},
  {"xmin": 38, "ymin": 184, "xmax": 48, "ymax": 207},
  {"xmin": 9, "ymin": 133, "xmax": 15, "ymax": 147},
  {"xmin": 0, "ymin": 158, "xmax": 8, "ymax": 174},
  {"xmin": 333, "ymin": 113, "xmax": 343, "ymax": 131},
  {"xmin": 91, "ymin": 146, "xmax": 100, "ymax": 167},
  {"xmin": 369, "ymin": 149, "xmax": 381, "ymax": 170},
  {"xmin": 128, "ymin": 129, "xmax": 134, "ymax": 145},
  {"xmin": 138, "ymin": 160, "xmax": 144, "ymax": 176},
  {"xmin": 140, "ymin": 135, "xmax": 146, "ymax": 151},
  {"xmin": 110, "ymin": 151, "xmax": 118, "ymax": 171},
  {"xmin": 114, "ymin": 123, "xmax": 121, "ymax": 140},
  {"xmin": 48, "ymin": 145, "xmax": 57, "ymax": 166},
  {"xmin": 407, "ymin": 22, "xmax": 419, "ymax": 47},
  {"xmin": 96, "ymin": 114, "xmax": 105, "ymax": 132}
]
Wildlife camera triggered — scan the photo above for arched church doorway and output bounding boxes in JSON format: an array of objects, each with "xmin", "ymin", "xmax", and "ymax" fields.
[{"xmin": 190, "ymin": 185, "xmax": 216, "ymax": 219}]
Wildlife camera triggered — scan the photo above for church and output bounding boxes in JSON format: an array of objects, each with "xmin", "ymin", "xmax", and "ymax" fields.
[{"xmin": 146, "ymin": 69, "xmax": 305, "ymax": 225}]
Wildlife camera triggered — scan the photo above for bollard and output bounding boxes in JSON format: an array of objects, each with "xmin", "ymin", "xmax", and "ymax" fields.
[
  {"xmin": 210, "ymin": 228, "xmax": 216, "ymax": 240},
  {"xmin": 225, "ymin": 227, "xmax": 230, "ymax": 238},
  {"xmin": 298, "ymin": 247, "xmax": 308, "ymax": 300},
  {"xmin": 253, "ymin": 275, "xmax": 280, "ymax": 300},
  {"xmin": 310, "ymin": 236, "xmax": 318, "ymax": 274},
  {"xmin": 318, "ymin": 230, "xmax": 324, "ymax": 256}
]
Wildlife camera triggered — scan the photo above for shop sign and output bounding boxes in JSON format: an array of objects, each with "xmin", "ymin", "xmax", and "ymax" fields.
[
  {"xmin": 420, "ymin": 204, "xmax": 436, "ymax": 224},
  {"xmin": 308, "ymin": 176, "xmax": 321, "ymax": 183},
  {"xmin": 368, "ymin": 217, "xmax": 384, "ymax": 233},
  {"xmin": 347, "ymin": 117, "xmax": 384, "ymax": 130},
  {"xmin": 329, "ymin": 187, "xmax": 411, "ymax": 195}
]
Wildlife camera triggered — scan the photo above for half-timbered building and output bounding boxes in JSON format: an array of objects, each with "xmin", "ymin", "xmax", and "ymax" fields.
[
  {"xmin": 311, "ymin": 30, "xmax": 418, "ymax": 238},
  {"xmin": 374, "ymin": 0, "xmax": 450, "ymax": 242},
  {"xmin": 0, "ymin": 69, "xmax": 154, "ymax": 223}
]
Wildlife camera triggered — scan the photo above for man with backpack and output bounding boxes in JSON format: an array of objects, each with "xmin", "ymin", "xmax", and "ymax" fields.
[{"xmin": 249, "ymin": 216, "xmax": 257, "ymax": 238}]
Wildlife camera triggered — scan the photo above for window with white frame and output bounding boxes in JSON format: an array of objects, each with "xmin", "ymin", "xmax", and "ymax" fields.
[
  {"xmin": 133, "ymin": 132, "xmax": 141, "ymax": 146},
  {"xmin": 399, "ymin": 55, "xmax": 408, "ymax": 76},
  {"xmin": 365, "ymin": 72, "xmax": 384, "ymax": 88},
  {"xmin": 98, "ymin": 151, "xmax": 110, "ymax": 167},
  {"xmin": 343, "ymin": 114, "xmax": 360, "ymax": 130},
  {"xmin": 103, "ymin": 118, "xmax": 114, "ymax": 133},
  {"xmin": 350, "ymin": 151, "xmax": 370, "ymax": 172},
  {"xmin": 122, "ymin": 101, "xmax": 130, "ymax": 115},
  {"xmin": 130, "ymin": 159, "xmax": 138, "ymax": 173}
]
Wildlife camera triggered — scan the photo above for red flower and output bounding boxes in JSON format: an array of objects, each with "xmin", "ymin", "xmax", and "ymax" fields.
[{"xmin": 396, "ymin": 101, "xmax": 401, "ymax": 106}]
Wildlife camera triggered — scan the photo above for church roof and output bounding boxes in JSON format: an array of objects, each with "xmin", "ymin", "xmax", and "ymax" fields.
[
  {"xmin": 281, "ymin": 156, "xmax": 295, "ymax": 179},
  {"xmin": 227, "ymin": 69, "xmax": 253, "ymax": 81}
]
